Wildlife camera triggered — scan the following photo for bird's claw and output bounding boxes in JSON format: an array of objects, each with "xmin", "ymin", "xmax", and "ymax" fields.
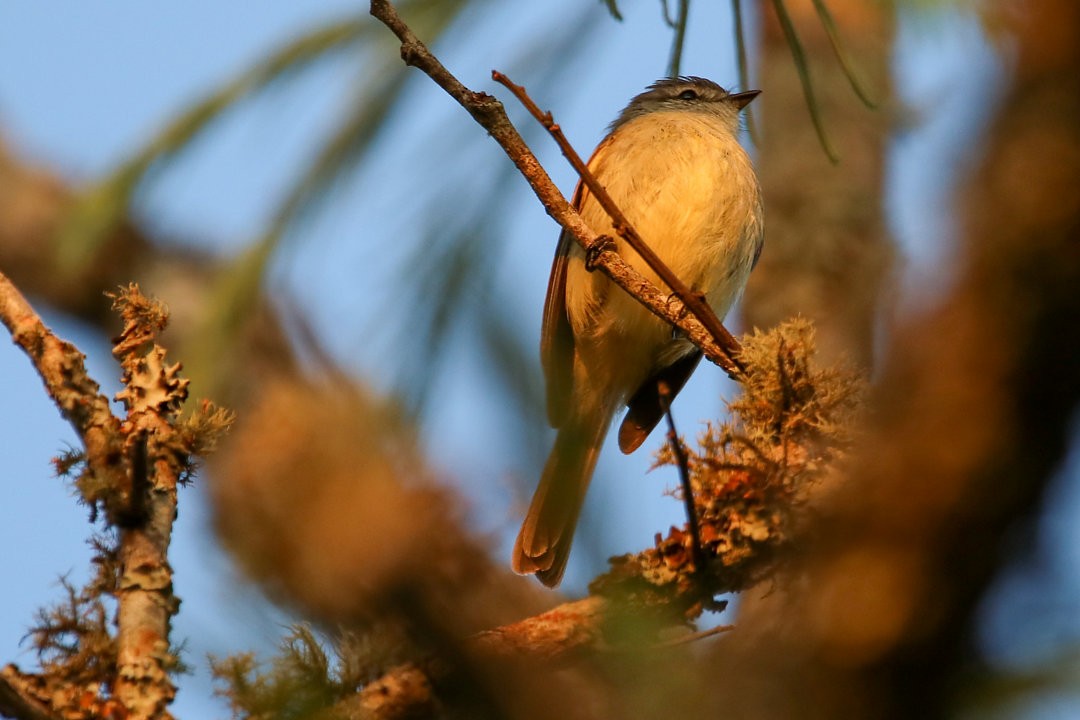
[{"xmin": 585, "ymin": 235, "xmax": 618, "ymax": 271}]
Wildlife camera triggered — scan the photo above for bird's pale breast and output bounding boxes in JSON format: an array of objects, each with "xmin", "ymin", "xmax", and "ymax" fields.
[{"xmin": 564, "ymin": 111, "xmax": 762, "ymax": 396}]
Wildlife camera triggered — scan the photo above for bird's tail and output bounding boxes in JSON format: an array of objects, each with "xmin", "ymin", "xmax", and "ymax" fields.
[{"xmin": 512, "ymin": 405, "xmax": 610, "ymax": 587}]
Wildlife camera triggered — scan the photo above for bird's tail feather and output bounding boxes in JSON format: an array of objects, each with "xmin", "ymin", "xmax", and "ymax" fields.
[{"xmin": 513, "ymin": 405, "xmax": 610, "ymax": 587}]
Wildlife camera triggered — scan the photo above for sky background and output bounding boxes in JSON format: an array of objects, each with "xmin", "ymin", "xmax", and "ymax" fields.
[{"xmin": 2, "ymin": 1, "xmax": 1077, "ymax": 717}]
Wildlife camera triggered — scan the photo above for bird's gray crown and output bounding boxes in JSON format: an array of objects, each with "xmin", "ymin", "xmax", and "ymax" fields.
[{"xmin": 610, "ymin": 76, "xmax": 744, "ymax": 132}]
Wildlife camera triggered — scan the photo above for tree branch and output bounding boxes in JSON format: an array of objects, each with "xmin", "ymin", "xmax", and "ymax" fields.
[
  {"xmin": 0, "ymin": 275, "xmax": 210, "ymax": 719},
  {"xmin": 369, "ymin": 0, "xmax": 744, "ymax": 378},
  {"xmin": 0, "ymin": 270, "xmax": 126, "ymax": 498},
  {"xmin": 0, "ymin": 668, "xmax": 62, "ymax": 720}
]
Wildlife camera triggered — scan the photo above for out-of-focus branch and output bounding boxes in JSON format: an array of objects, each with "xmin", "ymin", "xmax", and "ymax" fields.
[
  {"xmin": 0, "ymin": 138, "xmax": 296, "ymax": 409},
  {"xmin": 0, "ymin": 669, "xmax": 62, "ymax": 720},
  {"xmin": 742, "ymin": 0, "xmax": 894, "ymax": 369},
  {"xmin": 470, "ymin": 596, "xmax": 605, "ymax": 660},
  {"xmin": 369, "ymin": 0, "xmax": 744, "ymax": 378},
  {"xmin": 0, "ymin": 138, "xmax": 152, "ymax": 326},
  {"xmin": 343, "ymin": 598, "xmax": 603, "ymax": 720},
  {"xmin": 713, "ymin": 1, "xmax": 1080, "ymax": 716}
]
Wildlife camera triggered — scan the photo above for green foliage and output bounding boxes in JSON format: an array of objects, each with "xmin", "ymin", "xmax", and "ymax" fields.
[
  {"xmin": 54, "ymin": 16, "xmax": 374, "ymax": 275},
  {"xmin": 768, "ymin": 0, "xmax": 840, "ymax": 161},
  {"xmin": 810, "ymin": 0, "xmax": 879, "ymax": 108},
  {"xmin": 602, "ymin": 0, "xmax": 623, "ymax": 21},
  {"xmin": 210, "ymin": 625, "xmax": 368, "ymax": 720}
]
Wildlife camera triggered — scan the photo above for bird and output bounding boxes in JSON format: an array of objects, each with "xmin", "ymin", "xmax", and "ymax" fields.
[{"xmin": 512, "ymin": 77, "xmax": 764, "ymax": 587}]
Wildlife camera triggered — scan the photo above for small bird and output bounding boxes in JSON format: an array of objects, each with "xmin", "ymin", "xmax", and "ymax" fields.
[{"xmin": 512, "ymin": 77, "xmax": 764, "ymax": 587}]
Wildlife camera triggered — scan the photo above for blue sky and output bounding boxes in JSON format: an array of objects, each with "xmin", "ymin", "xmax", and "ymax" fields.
[{"xmin": 3, "ymin": 2, "xmax": 1076, "ymax": 717}]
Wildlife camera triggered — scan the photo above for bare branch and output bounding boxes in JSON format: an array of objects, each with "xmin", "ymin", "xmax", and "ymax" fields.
[
  {"xmin": 368, "ymin": 0, "xmax": 744, "ymax": 378},
  {"xmin": 657, "ymin": 381, "xmax": 707, "ymax": 577}
]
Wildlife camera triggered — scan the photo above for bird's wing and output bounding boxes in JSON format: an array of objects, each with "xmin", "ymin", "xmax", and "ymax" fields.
[
  {"xmin": 541, "ymin": 204, "xmax": 580, "ymax": 428},
  {"xmin": 542, "ymin": 138, "xmax": 616, "ymax": 427}
]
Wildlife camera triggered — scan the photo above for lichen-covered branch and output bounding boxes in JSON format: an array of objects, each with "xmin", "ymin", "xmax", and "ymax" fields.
[
  {"xmin": 1, "ymin": 275, "xmax": 231, "ymax": 719},
  {"xmin": 0, "ymin": 270, "xmax": 126, "ymax": 509},
  {"xmin": 106, "ymin": 287, "xmax": 188, "ymax": 719},
  {"xmin": 591, "ymin": 319, "xmax": 862, "ymax": 615},
  {"xmin": 0, "ymin": 668, "xmax": 62, "ymax": 720}
]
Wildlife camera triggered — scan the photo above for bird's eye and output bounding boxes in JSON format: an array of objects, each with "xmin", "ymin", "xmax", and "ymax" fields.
[{"xmin": 678, "ymin": 89, "xmax": 698, "ymax": 100}]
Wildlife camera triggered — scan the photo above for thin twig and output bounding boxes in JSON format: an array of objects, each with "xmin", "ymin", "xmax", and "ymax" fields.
[
  {"xmin": 668, "ymin": 0, "xmax": 692, "ymax": 77},
  {"xmin": 651, "ymin": 623, "xmax": 735, "ymax": 649},
  {"xmin": 603, "ymin": 0, "xmax": 624, "ymax": 21},
  {"xmin": 602, "ymin": 623, "xmax": 736, "ymax": 655},
  {"xmin": 730, "ymin": 0, "xmax": 760, "ymax": 146},
  {"xmin": 491, "ymin": 70, "xmax": 745, "ymax": 376},
  {"xmin": 726, "ymin": 432, "xmax": 777, "ymax": 467},
  {"xmin": 657, "ymin": 381, "xmax": 707, "ymax": 575},
  {"xmin": 659, "ymin": 0, "xmax": 676, "ymax": 27}
]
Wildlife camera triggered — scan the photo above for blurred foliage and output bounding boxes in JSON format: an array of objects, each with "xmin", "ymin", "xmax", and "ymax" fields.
[
  {"xmin": 957, "ymin": 648, "xmax": 1080, "ymax": 719},
  {"xmin": 55, "ymin": 16, "xmax": 376, "ymax": 274},
  {"xmin": 601, "ymin": 0, "xmax": 623, "ymax": 21},
  {"xmin": 810, "ymin": 0, "xmax": 879, "ymax": 107},
  {"xmin": 203, "ymin": 322, "xmax": 867, "ymax": 719},
  {"xmin": 210, "ymin": 625, "xmax": 357, "ymax": 720}
]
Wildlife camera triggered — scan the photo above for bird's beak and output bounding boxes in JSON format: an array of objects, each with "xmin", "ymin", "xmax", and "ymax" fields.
[{"xmin": 729, "ymin": 89, "xmax": 761, "ymax": 110}]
